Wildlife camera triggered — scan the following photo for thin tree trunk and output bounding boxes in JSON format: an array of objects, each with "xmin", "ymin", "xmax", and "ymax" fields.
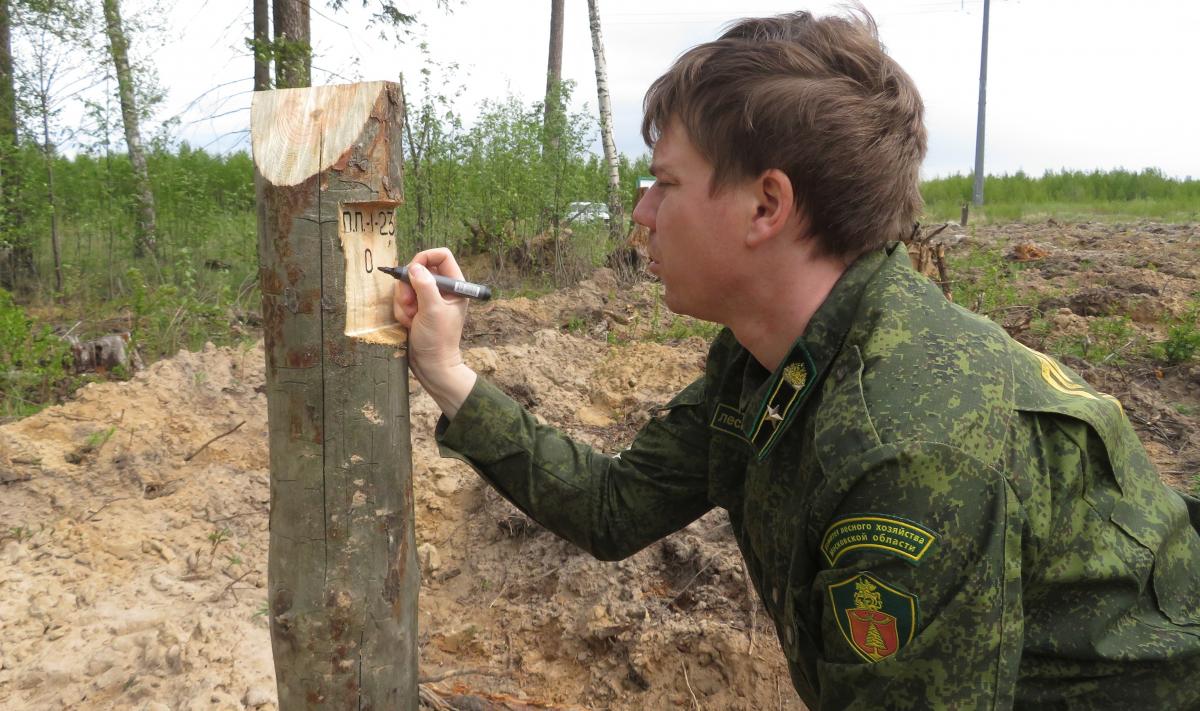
[
  {"xmin": 542, "ymin": 0, "xmax": 564, "ymax": 138},
  {"xmin": 253, "ymin": 0, "xmax": 270, "ymax": 91},
  {"xmin": 0, "ymin": 0, "xmax": 28, "ymax": 290},
  {"xmin": 587, "ymin": 0, "xmax": 624, "ymax": 243},
  {"xmin": 40, "ymin": 108, "xmax": 60, "ymax": 294},
  {"xmin": 272, "ymin": 0, "xmax": 310, "ymax": 89},
  {"xmin": 101, "ymin": 0, "xmax": 157, "ymax": 259},
  {"xmin": 398, "ymin": 76, "xmax": 430, "ymax": 249}
]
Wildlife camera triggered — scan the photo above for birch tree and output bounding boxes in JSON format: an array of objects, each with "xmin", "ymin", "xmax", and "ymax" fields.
[
  {"xmin": 587, "ymin": 0, "xmax": 623, "ymax": 242},
  {"xmin": 12, "ymin": 0, "xmax": 96, "ymax": 293},
  {"xmin": 101, "ymin": 0, "xmax": 156, "ymax": 259}
]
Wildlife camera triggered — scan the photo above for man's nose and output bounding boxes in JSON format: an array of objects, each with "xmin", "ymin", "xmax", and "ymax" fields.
[{"xmin": 632, "ymin": 187, "xmax": 657, "ymax": 231}]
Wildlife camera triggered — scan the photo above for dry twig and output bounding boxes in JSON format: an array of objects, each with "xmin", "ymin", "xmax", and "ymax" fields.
[
  {"xmin": 184, "ymin": 420, "xmax": 246, "ymax": 462},
  {"xmin": 419, "ymin": 669, "xmax": 504, "ymax": 685},
  {"xmin": 683, "ymin": 662, "xmax": 701, "ymax": 710},
  {"xmin": 85, "ymin": 496, "xmax": 134, "ymax": 522},
  {"xmin": 210, "ymin": 570, "xmax": 256, "ymax": 603}
]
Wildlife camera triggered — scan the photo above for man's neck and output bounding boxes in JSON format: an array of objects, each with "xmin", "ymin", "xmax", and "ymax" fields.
[{"xmin": 727, "ymin": 251, "xmax": 849, "ymax": 372}]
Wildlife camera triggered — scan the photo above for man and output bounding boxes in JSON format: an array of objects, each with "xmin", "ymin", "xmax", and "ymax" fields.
[{"xmin": 395, "ymin": 9, "xmax": 1200, "ymax": 709}]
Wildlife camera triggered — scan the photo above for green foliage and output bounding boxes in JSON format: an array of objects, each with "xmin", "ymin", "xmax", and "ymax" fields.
[
  {"xmin": 207, "ymin": 527, "xmax": 230, "ymax": 545},
  {"xmin": 397, "ymin": 81, "xmax": 609, "ymax": 258},
  {"xmin": 658, "ymin": 315, "xmax": 723, "ymax": 343},
  {"xmin": 86, "ymin": 426, "xmax": 116, "ymax": 449},
  {"xmin": 1153, "ymin": 305, "xmax": 1200, "ymax": 365},
  {"xmin": 564, "ymin": 315, "xmax": 586, "ymax": 334},
  {"xmin": 923, "ymin": 169, "xmax": 1200, "ymax": 223},
  {"xmin": 1051, "ymin": 316, "xmax": 1143, "ymax": 365},
  {"xmin": 945, "ymin": 249, "xmax": 1023, "ymax": 313},
  {"xmin": 0, "ymin": 287, "xmax": 76, "ymax": 417}
]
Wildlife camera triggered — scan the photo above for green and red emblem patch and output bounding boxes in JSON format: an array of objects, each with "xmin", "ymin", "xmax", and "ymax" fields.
[{"xmin": 828, "ymin": 573, "xmax": 918, "ymax": 663}]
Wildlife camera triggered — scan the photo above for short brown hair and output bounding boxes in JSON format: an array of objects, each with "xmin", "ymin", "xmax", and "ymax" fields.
[{"xmin": 642, "ymin": 9, "xmax": 926, "ymax": 257}]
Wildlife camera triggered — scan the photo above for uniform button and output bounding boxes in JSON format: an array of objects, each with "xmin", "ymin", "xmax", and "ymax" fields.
[
  {"xmin": 771, "ymin": 587, "xmax": 782, "ymax": 607},
  {"xmin": 785, "ymin": 625, "xmax": 795, "ymax": 647}
]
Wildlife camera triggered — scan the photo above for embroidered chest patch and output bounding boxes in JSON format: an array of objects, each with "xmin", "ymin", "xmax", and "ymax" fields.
[
  {"xmin": 828, "ymin": 573, "xmax": 918, "ymax": 663},
  {"xmin": 821, "ymin": 515, "xmax": 938, "ymax": 567},
  {"xmin": 709, "ymin": 403, "xmax": 747, "ymax": 440}
]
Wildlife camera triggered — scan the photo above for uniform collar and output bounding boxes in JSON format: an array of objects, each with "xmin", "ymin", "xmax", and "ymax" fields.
[{"xmin": 738, "ymin": 246, "xmax": 892, "ymax": 460}]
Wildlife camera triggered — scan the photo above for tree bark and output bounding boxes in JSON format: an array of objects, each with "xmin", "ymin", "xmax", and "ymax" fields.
[
  {"xmin": 272, "ymin": 0, "xmax": 311, "ymax": 89},
  {"xmin": 252, "ymin": 80, "xmax": 416, "ymax": 710},
  {"xmin": 40, "ymin": 99, "xmax": 60, "ymax": 293},
  {"xmin": 542, "ymin": 0, "xmax": 564, "ymax": 137},
  {"xmin": 0, "ymin": 0, "xmax": 29, "ymax": 290},
  {"xmin": 587, "ymin": 0, "xmax": 624, "ymax": 243},
  {"xmin": 253, "ymin": 0, "xmax": 270, "ymax": 91},
  {"xmin": 101, "ymin": 0, "xmax": 157, "ymax": 259}
]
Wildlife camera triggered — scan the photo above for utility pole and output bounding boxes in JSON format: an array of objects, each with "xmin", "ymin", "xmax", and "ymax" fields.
[{"xmin": 972, "ymin": 0, "xmax": 991, "ymax": 206}]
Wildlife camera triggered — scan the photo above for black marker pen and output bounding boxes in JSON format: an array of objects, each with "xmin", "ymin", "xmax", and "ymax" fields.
[{"xmin": 377, "ymin": 265, "xmax": 493, "ymax": 301}]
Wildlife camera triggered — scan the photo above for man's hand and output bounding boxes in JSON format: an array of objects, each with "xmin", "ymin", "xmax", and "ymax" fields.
[{"xmin": 393, "ymin": 248, "xmax": 477, "ymax": 419}]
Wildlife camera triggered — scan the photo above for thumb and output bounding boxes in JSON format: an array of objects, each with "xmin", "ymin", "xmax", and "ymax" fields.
[{"xmin": 407, "ymin": 263, "xmax": 443, "ymax": 306}]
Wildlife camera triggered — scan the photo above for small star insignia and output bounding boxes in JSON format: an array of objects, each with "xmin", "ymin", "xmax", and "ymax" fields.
[{"xmin": 766, "ymin": 405, "xmax": 784, "ymax": 422}]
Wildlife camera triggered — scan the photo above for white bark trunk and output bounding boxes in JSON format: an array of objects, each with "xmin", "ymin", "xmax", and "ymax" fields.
[{"xmin": 587, "ymin": 0, "xmax": 624, "ymax": 242}]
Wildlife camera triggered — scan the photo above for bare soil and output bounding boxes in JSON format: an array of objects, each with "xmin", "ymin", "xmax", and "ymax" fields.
[{"xmin": 1, "ymin": 221, "xmax": 1197, "ymax": 710}]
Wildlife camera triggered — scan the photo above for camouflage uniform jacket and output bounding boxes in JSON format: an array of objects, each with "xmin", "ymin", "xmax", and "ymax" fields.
[{"xmin": 437, "ymin": 244, "xmax": 1200, "ymax": 709}]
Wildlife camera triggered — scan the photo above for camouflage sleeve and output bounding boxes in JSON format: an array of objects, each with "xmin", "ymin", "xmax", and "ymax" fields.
[
  {"xmin": 812, "ymin": 442, "xmax": 1023, "ymax": 710},
  {"xmin": 435, "ymin": 375, "xmax": 714, "ymax": 561}
]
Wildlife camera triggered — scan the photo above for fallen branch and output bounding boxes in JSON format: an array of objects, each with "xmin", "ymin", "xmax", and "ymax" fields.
[
  {"xmin": 184, "ymin": 420, "xmax": 246, "ymax": 462},
  {"xmin": 419, "ymin": 668, "xmax": 504, "ymax": 685},
  {"xmin": 85, "ymin": 496, "xmax": 135, "ymax": 522},
  {"xmin": 421, "ymin": 682, "xmax": 589, "ymax": 711},
  {"xmin": 210, "ymin": 569, "xmax": 256, "ymax": 602}
]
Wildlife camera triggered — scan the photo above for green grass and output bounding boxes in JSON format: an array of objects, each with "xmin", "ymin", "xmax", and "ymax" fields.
[
  {"xmin": 945, "ymin": 249, "xmax": 1027, "ymax": 313},
  {"xmin": 1049, "ymin": 316, "xmax": 1147, "ymax": 366},
  {"xmin": 922, "ymin": 169, "xmax": 1200, "ymax": 224},
  {"xmin": 1151, "ymin": 304, "xmax": 1200, "ymax": 365}
]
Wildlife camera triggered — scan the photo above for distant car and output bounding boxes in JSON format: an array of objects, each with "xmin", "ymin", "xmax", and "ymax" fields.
[{"xmin": 565, "ymin": 201, "xmax": 610, "ymax": 225}]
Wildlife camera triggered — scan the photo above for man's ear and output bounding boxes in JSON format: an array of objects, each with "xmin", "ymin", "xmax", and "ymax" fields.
[{"xmin": 745, "ymin": 168, "xmax": 796, "ymax": 248}]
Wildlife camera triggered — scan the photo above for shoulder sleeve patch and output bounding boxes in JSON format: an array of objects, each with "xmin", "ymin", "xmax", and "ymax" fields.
[
  {"xmin": 821, "ymin": 514, "xmax": 937, "ymax": 567},
  {"xmin": 829, "ymin": 573, "xmax": 919, "ymax": 663}
]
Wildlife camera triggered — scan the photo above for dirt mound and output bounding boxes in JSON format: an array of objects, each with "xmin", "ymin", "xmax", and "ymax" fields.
[{"xmin": 0, "ymin": 286, "xmax": 798, "ymax": 710}]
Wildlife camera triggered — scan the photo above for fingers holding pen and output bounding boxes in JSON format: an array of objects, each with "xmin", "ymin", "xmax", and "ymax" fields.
[
  {"xmin": 392, "ymin": 248, "xmax": 474, "ymax": 327},
  {"xmin": 410, "ymin": 247, "xmax": 466, "ymax": 282}
]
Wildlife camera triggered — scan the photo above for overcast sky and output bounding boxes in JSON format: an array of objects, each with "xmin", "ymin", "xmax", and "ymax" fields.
[{"xmin": 159, "ymin": 0, "xmax": 1200, "ymax": 180}]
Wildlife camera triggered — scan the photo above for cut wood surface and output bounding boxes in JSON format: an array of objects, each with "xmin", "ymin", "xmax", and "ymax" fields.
[
  {"xmin": 252, "ymin": 80, "xmax": 388, "ymax": 188},
  {"xmin": 340, "ymin": 199, "xmax": 405, "ymax": 344}
]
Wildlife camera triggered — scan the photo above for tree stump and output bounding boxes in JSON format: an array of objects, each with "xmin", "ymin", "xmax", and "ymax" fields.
[{"xmin": 252, "ymin": 80, "xmax": 416, "ymax": 710}]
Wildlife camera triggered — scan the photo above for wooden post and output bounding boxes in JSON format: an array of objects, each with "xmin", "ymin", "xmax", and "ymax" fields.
[{"xmin": 251, "ymin": 80, "xmax": 416, "ymax": 710}]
